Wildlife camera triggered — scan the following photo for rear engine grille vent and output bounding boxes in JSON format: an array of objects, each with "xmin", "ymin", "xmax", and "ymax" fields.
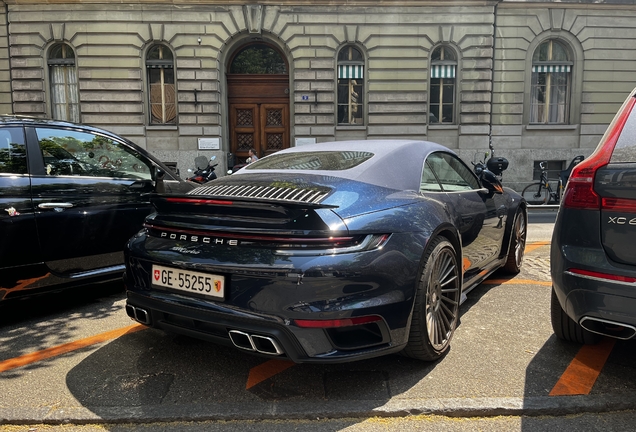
[{"xmin": 188, "ymin": 184, "xmax": 330, "ymax": 204}]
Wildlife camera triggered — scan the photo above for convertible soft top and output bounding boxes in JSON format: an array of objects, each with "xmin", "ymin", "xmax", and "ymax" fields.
[{"xmin": 237, "ymin": 140, "xmax": 453, "ymax": 191}]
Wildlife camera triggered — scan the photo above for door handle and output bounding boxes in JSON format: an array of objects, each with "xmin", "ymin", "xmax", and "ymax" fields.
[{"xmin": 38, "ymin": 202, "xmax": 74, "ymax": 210}]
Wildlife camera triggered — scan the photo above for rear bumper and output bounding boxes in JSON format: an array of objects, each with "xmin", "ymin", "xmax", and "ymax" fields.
[
  {"xmin": 123, "ymin": 230, "xmax": 421, "ymax": 362},
  {"xmin": 551, "ymin": 209, "xmax": 636, "ymax": 333},
  {"xmin": 125, "ymin": 290, "xmax": 407, "ymax": 363}
]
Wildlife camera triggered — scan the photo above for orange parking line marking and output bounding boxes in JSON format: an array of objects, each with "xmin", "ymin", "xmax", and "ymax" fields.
[
  {"xmin": 246, "ymin": 359, "xmax": 295, "ymax": 389},
  {"xmin": 525, "ymin": 241, "xmax": 550, "ymax": 254},
  {"xmin": 549, "ymin": 338, "xmax": 616, "ymax": 396},
  {"xmin": 0, "ymin": 323, "xmax": 144, "ymax": 373}
]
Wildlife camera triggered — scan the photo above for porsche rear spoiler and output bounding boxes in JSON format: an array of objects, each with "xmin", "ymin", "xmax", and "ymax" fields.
[{"xmin": 152, "ymin": 194, "xmax": 338, "ymax": 210}]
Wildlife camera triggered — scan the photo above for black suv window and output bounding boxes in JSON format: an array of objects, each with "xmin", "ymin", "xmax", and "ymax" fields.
[
  {"xmin": 611, "ymin": 105, "xmax": 636, "ymax": 163},
  {"xmin": 35, "ymin": 128, "xmax": 152, "ymax": 179},
  {"xmin": 0, "ymin": 127, "xmax": 27, "ymax": 175}
]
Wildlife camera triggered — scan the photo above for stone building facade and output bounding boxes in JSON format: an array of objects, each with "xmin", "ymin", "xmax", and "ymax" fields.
[{"xmin": 0, "ymin": 0, "xmax": 635, "ymax": 190}]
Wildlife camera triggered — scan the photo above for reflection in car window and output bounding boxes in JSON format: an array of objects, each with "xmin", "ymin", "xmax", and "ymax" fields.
[
  {"xmin": 246, "ymin": 151, "xmax": 373, "ymax": 171},
  {"xmin": 0, "ymin": 127, "xmax": 27, "ymax": 175},
  {"xmin": 611, "ymin": 107, "xmax": 636, "ymax": 163},
  {"xmin": 420, "ymin": 160, "xmax": 442, "ymax": 192},
  {"xmin": 35, "ymin": 128, "xmax": 151, "ymax": 179},
  {"xmin": 426, "ymin": 152, "xmax": 479, "ymax": 191}
]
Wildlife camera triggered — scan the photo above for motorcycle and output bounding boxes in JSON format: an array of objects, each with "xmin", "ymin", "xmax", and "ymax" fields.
[{"xmin": 187, "ymin": 155, "xmax": 218, "ymax": 184}]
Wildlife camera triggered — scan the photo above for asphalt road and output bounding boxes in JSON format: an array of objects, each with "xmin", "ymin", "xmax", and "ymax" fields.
[{"xmin": 3, "ymin": 210, "xmax": 636, "ymax": 431}]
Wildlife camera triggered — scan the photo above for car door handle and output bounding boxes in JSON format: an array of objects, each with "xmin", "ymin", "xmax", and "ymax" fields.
[
  {"xmin": 129, "ymin": 180, "xmax": 151, "ymax": 189},
  {"xmin": 38, "ymin": 202, "xmax": 74, "ymax": 209}
]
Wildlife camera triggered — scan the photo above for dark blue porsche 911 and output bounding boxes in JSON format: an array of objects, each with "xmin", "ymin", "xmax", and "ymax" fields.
[{"xmin": 124, "ymin": 140, "xmax": 527, "ymax": 363}]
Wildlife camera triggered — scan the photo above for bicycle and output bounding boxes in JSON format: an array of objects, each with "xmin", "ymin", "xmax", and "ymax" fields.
[{"xmin": 521, "ymin": 156, "xmax": 584, "ymax": 205}]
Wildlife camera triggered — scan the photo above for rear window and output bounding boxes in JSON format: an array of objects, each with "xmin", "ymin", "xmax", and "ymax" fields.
[
  {"xmin": 611, "ymin": 103, "xmax": 636, "ymax": 163},
  {"xmin": 246, "ymin": 151, "xmax": 374, "ymax": 171}
]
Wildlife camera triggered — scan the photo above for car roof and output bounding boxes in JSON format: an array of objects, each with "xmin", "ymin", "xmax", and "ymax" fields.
[
  {"xmin": 240, "ymin": 139, "xmax": 455, "ymax": 191},
  {"xmin": 0, "ymin": 115, "xmax": 118, "ymax": 137}
]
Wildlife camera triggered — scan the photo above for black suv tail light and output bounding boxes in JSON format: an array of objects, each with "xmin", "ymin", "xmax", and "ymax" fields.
[{"xmin": 562, "ymin": 94, "xmax": 636, "ymax": 210}]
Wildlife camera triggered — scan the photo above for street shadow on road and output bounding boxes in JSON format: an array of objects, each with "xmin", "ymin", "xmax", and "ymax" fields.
[
  {"xmin": 0, "ymin": 281, "xmax": 125, "ymax": 377},
  {"xmin": 64, "ymin": 320, "xmax": 454, "ymax": 426},
  {"xmin": 64, "ymin": 279, "xmax": 514, "ymax": 426}
]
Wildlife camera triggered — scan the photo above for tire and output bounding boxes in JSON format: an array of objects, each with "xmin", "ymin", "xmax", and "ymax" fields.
[
  {"xmin": 550, "ymin": 288, "xmax": 600, "ymax": 344},
  {"xmin": 403, "ymin": 237, "xmax": 461, "ymax": 361},
  {"xmin": 522, "ymin": 183, "xmax": 549, "ymax": 205},
  {"xmin": 502, "ymin": 209, "xmax": 527, "ymax": 274}
]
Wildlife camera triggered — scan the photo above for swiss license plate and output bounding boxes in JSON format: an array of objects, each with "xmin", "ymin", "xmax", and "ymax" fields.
[{"xmin": 151, "ymin": 265, "xmax": 224, "ymax": 299}]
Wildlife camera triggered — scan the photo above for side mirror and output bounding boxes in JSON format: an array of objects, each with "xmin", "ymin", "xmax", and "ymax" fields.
[{"xmin": 480, "ymin": 170, "xmax": 504, "ymax": 194}]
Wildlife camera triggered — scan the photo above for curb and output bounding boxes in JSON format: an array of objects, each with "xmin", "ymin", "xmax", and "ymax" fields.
[{"xmin": 2, "ymin": 395, "xmax": 636, "ymax": 425}]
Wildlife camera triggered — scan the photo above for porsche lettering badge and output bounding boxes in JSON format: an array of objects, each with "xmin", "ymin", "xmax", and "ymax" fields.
[{"xmin": 159, "ymin": 231, "xmax": 239, "ymax": 246}]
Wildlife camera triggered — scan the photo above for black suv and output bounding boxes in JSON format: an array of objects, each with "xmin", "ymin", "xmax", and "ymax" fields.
[
  {"xmin": 0, "ymin": 116, "xmax": 193, "ymax": 301},
  {"xmin": 551, "ymin": 88, "xmax": 636, "ymax": 343}
]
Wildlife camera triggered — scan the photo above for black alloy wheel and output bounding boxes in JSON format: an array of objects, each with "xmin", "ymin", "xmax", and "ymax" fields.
[
  {"xmin": 403, "ymin": 237, "xmax": 461, "ymax": 361},
  {"xmin": 503, "ymin": 209, "xmax": 527, "ymax": 274}
]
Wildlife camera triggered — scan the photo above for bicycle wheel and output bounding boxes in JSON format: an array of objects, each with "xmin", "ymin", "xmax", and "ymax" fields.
[{"xmin": 522, "ymin": 183, "xmax": 549, "ymax": 205}]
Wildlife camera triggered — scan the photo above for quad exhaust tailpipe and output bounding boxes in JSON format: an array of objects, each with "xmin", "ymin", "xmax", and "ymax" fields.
[
  {"xmin": 580, "ymin": 316, "xmax": 636, "ymax": 340},
  {"xmin": 126, "ymin": 304, "xmax": 151, "ymax": 325},
  {"xmin": 228, "ymin": 330, "xmax": 284, "ymax": 355}
]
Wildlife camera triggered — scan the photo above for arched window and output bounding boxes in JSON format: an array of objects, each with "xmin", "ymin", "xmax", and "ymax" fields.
[
  {"xmin": 229, "ymin": 44, "xmax": 287, "ymax": 74},
  {"xmin": 337, "ymin": 46, "xmax": 364, "ymax": 125},
  {"xmin": 429, "ymin": 46, "xmax": 457, "ymax": 124},
  {"xmin": 146, "ymin": 44, "xmax": 176, "ymax": 125},
  {"xmin": 530, "ymin": 39, "xmax": 572, "ymax": 124},
  {"xmin": 48, "ymin": 43, "xmax": 79, "ymax": 122}
]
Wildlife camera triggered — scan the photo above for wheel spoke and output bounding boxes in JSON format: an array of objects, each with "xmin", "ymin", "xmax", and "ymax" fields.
[
  {"xmin": 425, "ymin": 246, "xmax": 460, "ymax": 351},
  {"xmin": 515, "ymin": 215, "xmax": 527, "ymax": 264}
]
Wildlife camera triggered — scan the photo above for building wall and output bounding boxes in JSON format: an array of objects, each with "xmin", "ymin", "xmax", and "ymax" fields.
[
  {"xmin": 0, "ymin": 2, "xmax": 11, "ymax": 114},
  {"xmin": 2, "ymin": 1, "xmax": 498, "ymax": 175},
  {"xmin": 2, "ymin": 0, "xmax": 636, "ymax": 189},
  {"xmin": 492, "ymin": 1, "xmax": 636, "ymax": 189}
]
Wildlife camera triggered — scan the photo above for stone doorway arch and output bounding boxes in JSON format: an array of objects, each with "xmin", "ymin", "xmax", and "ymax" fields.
[{"xmin": 227, "ymin": 42, "xmax": 290, "ymax": 164}]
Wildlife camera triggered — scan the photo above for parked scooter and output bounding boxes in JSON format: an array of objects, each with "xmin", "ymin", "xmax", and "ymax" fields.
[{"xmin": 187, "ymin": 155, "xmax": 218, "ymax": 184}]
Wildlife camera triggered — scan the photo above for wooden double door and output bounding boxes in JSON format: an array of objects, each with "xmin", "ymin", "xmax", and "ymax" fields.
[{"xmin": 228, "ymin": 75, "xmax": 290, "ymax": 163}]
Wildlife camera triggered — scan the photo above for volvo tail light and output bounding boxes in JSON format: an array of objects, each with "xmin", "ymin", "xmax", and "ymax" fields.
[{"xmin": 562, "ymin": 94, "xmax": 636, "ymax": 210}]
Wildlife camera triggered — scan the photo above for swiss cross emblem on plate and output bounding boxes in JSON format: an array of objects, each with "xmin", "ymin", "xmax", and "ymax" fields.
[{"xmin": 154, "ymin": 269, "xmax": 160, "ymax": 281}]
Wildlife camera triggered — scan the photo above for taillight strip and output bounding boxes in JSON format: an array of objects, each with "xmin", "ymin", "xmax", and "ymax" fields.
[
  {"xmin": 144, "ymin": 223, "xmax": 355, "ymax": 244},
  {"xmin": 566, "ymin": 268, "xmax": 636, "ymax": 285},
  {"xmin": 602, "ymin": 197, "xmax": 636, "ymax": 213}
]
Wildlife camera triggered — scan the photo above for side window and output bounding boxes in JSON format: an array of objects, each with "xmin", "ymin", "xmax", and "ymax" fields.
[
  {"xmin": 146, "ymin": 44, "xmax": 177, "ymax": 125},
  {"xmin": 420, "ymin": 161, "xmax": 442, "ymax": 192},
  {"xmin": 35, "ymin": 128, "xmax": 152, "ymax": 180},
  {"xmin": 0, "ymin": 127, "xmax": 27, "ymax": 175},
  {"xmin": 426, "ymin": 152, "xmax": 480, "ymax": 191},
  {"xmin": 337, "ymin": 46, "xmax": 365, "ymax": 125},
  {"xmin": 429, "ymin": 46, "xmax": 457, "ymax": 124}
]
